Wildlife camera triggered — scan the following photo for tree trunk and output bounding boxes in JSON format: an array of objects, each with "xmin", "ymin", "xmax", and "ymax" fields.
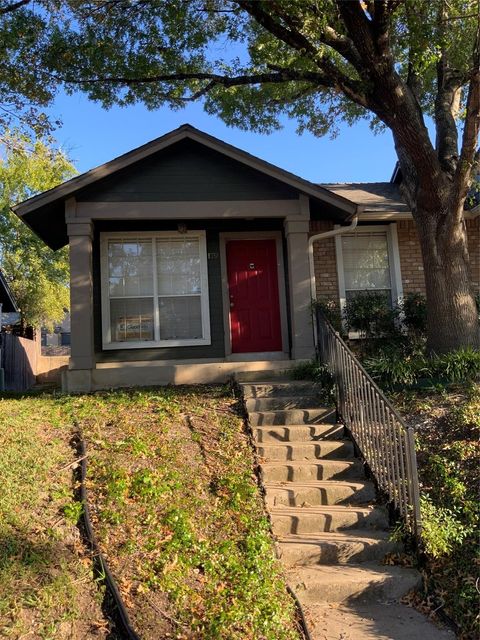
[{"xmin": 414, "ymin": 207, "xmax": 479, "ymax": 354}]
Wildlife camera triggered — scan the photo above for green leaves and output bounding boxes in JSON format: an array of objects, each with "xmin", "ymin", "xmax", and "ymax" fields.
[{"xmin": 0, "ymin": 132, "xmax": 76, "ymax": 328}]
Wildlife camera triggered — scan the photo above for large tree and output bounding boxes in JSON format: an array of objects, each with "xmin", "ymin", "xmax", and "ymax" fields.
[
  {"xmin": 0, "ymin": 133, "xmax": 76, "ymax": 328},
  {"xmin": 2, "ymin": 0, "xmax": 479, "ymax": 352}
]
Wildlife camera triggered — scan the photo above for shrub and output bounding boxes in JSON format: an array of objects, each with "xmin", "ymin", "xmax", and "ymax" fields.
[
  {"xmin": 363, "ymin": 350, "xmax": 430, "ymax": 388},
  {"xmin": 344, "ymin": 292, "xmax": 399, "ymax": 339},
  {"xmin": 363, "ymin": 346, "xmax": 480, "ymax": 389},
  {"xmin": 432, "ymin": 348, "xmax": 480, "ymax": 382},
  {"xmin": 290, "ymin": 360, "xmax": 335, "ymax": 402},
  {"xmin": 401, "ymin": 292, "xmax": 427, "ymax": 337},
  {"xmin": 419, "ymin": 495, "xmax": 472, "ymax": 558},
  {"xmin": 313, "ymin": 298, "xmax": 343, "ymax": 334}
]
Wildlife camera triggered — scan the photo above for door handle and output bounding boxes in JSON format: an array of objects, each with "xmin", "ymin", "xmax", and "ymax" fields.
[{"xmin": 230, "ymin": 302, "xmax": 234, "ymax": 308}]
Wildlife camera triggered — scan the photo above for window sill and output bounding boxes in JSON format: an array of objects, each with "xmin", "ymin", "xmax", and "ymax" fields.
[{"xmin": 102, "ymin": 338, "xmax": 211, "ymax": 350}]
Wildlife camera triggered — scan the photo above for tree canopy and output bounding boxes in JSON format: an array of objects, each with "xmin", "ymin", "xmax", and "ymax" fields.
[
  {"xmin": 0, "ymin": 134, "xmax": 75, "ymax": 328},
  {"xmin": 1, "ymin": 0, "xmax": 479, "ymax": 351}
]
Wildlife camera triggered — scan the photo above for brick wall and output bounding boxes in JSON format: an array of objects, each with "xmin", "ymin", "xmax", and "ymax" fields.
[
  {"xmin": 396, "ymin": 220, "xmax": 426, "ymax": 294},
  {"xmin": 310, "ymin": 217, "xmax": 480, "ymax": 304},
  {"xmin": 397, "ymin": 218, "xmax": 480, "ymax": 295},
  {"xmin": 310, "ymin": 220, "xmax": 340, "ymax": 304}
]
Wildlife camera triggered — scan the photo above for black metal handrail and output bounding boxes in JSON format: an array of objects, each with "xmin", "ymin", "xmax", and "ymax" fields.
[{"xmin": 316, "ymin": 309, "xmax": 422, "ymax": 537}]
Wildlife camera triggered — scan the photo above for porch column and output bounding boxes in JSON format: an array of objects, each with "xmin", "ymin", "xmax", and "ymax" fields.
[
  {"xmin": 284, "ymin": 217, "xmax": 316, "ymax": 360},
  {"xmin": 67, "ymin": 220, "xmax": 95, "ymax": 373}
]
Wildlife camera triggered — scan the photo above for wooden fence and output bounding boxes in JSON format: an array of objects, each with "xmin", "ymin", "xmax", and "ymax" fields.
[{"xmin": 0, "ymin": 333, "xmax": 38, "ymax": 391}]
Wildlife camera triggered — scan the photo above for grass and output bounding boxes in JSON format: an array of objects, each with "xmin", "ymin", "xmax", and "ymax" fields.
[
  {"xmin": 391, "ymin": 383, "xmax": 480, "ymax": 640},
  {"xmin": 0, "ymin": 386, "xmax": 300, "ymax": 640},
  {"xmin": 0, "ymin": 393, "xmax": 109, "ymax": 639},
  {"xmin": 72, "ymin": 385, "xmax": 300, "ymax": 640}
]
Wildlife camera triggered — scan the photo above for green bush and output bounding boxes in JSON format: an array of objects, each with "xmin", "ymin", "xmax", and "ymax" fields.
[
  {"xmin": 401, "ymin": 292, "xmax": 427, "ymax": 337},
  {"xmin": 363, "ymin": 346, "xmax": 480, "ymax": 389},
  {"xmin": 290, "ymin": 360, "xmax": 335, "ymax": 402},
  {"xmin": 344, "ymin": 292, "xmax": 399, "ymax": 339},
  {"xmin": 432, "ymin": 348, "xmax": 480, "ymax": 382},
  {"xmin": 363, "ymin": 350, "xmax": 429, "ymax": 388},
  {"xmin": 313, "ymin": 298, "xmax": 343, "ymax": 334},
  {"xmin": 419, "ymin": 495, "xmax": 473, "ymax": 558}
]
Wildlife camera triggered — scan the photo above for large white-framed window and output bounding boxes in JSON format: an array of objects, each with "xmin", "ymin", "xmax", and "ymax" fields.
[
  {"xmin": 100, "ymin": 231, "xmax": 211, "ymax": 349},
  {"xmin": 335, "ymin": 224, "xmax": 403, "ymax": 309}
]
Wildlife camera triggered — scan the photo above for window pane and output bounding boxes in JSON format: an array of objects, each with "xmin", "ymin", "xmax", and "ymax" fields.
[
  {"xmin": 342, "ymin": 234, "xmax": 391, "ymax": 291},
  {"xmin": 108, "ymin": 240, "xmax": 153, "ymax": 296},
  {"xmin": 110, "ymin": 298, "xmax": 154, "ymax": 342},
  {"xmin": 159, "ymin": 296, "xmax": 202, "ymax": 340},
  {"xmin": 156, "ymin": 239, "xmax": 201, "ymax": 295}
]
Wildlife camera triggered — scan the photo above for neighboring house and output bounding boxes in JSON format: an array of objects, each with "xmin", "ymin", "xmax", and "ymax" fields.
[
  {"xmin": 42, "ymin": 312, "xmax": 71, "ymax": 348},
  {"xmin": 13, "ymin": 125, "xmax": 480, "ymax": 392},
  {"xmin": 0, "ymin": 269, "xmax": 20, "ymax": 329}
]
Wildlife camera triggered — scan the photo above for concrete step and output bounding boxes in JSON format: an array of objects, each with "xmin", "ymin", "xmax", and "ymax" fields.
[
  {"xmin": 260, "ymin": 460, "xmax": 365, "ymax": 482},
  {"xmin": 260, "ymin": 460, "xmax": 365, "ymax": 483},
  {"xmin": 246, "ymin": 396, "xmax": 328, "ymax": 412},
  {"xmin": 277, "ymin": 530, "xmax": 400, "ymax": 566},
  {"xmin": 249, "ymin": 407, "xmax": 336, "ymax": 426},
  {"xmin": 288, "ymin": 563, "xmax": 421, "ymax": 604},
  {"xmin": 264, "ymin": 480, "xmax": 376, "ymax": 507},
  {"xmin": 233, "ymin": 369, "xmax": 294, "ymax": 382},
  {"xmin": 240, "ymin": 381, "xmax": 321, "ymax": 398},
  {"xmin": 257, "ymin": 440, "xmax": 354, "ymax": 462},
  {"xmin": 302, "ymin": 603, "xmax": 455, "ymax": 640},
  {"xmin": 270, "ymin": 505, "xmax": 388, "ymax": 535},
  {"xmin": 254, "ymin": 423, "xmax": 345, "ymax": 443}
]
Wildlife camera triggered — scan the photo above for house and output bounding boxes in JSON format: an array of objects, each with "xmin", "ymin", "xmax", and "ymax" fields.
[
  {"xmin": 13, "ymin": 125, "xmax": 480, "ymax": 392},
  {"xmin": 42, "ymin": 312, "xmax": 71, "ymax": 349},
  {"xmin": 0, "ymin": 269, "xmax": 20, "ymax": 329}
]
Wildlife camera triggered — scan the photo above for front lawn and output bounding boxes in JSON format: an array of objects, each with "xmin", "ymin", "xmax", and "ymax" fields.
[
  {"xmin": 0, "ymin": 394, "xmax": 109, "ymax": 639},
  {"xmin": 0, "ymin": 386, "xmax": 300, "ymax": 640}
]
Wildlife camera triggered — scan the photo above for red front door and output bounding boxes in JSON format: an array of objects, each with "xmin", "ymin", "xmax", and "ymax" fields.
[{"xmin": 226, "ymin": 239, "xmax": 283, "ymax": 353}]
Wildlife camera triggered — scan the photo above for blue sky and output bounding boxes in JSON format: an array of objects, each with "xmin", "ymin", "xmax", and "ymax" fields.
[{"xmin": 48, "ymin": 88, "xmax": 399, "ymax": 183}]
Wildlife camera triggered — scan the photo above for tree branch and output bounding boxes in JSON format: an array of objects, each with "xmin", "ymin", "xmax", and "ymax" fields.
[
  {"xmin": 0, "ymin": 0, "xmax": 30, "ymax": 14},
  {"xmin": 60, "ymin": 68, "xmax": 338, "ymax": 95},
  {"xmin": 234, "ymin": 0, "xmax": 371, "ymax": 108},
  {"xmin": 434, "ymin": 57, "xmax": 462, "ymax": 174},
  {"xmin": 453, "ymin": 6, "xmax": 480, "ymax": 205},
  {"xmin": 455, "ymin": 69, "xmax": 480, "ymax": 201}
]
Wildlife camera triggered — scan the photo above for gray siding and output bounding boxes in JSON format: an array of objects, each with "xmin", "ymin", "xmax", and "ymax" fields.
[
  {"xmin": 78, "ymin": 139, "xmax": 298, "ymax": 203},
  {"xmin": 93, "ymin": 219, "xmax": 285, "ymax": 363}
]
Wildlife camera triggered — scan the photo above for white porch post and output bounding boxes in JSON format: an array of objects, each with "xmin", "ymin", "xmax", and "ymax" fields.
[
  {"xmin": 284, "ymin": 215, "xmax": 316, "ymax": 360},
  {"xmin": 66, "ymin": 214, "xmax": 94, "ymax": 390}
]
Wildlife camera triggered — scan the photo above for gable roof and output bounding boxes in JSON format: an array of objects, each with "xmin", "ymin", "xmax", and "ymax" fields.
[
  {"xmin": 0, "ymin": 270, "xmax": 19, "ymax": 313},
  {"xmin": 14, "ymin": 124, "xmax": 358, "ymax": 249}
]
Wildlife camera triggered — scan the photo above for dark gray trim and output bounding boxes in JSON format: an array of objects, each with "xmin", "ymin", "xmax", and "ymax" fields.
[{"xmin": 93, "ymin": 218, "xmax": 285, "ymax": 363}]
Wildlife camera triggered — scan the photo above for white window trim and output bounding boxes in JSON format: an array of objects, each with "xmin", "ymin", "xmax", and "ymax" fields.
[
  {"xmin": 100, "ymin": 230, "xmax": 211, "ymax": 350},
  {"xmin": 335, "ymin": 223, "xmax": 404, "ymax": 333}
]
